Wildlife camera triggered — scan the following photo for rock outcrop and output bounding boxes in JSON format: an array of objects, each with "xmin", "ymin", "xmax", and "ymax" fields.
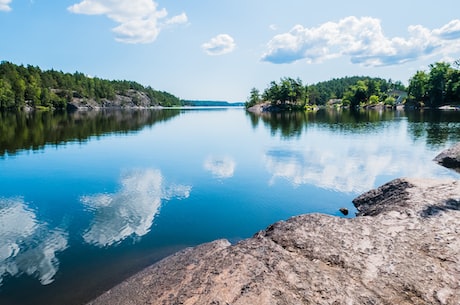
[
  {"xmin": 434, "ymin": 142, "xmax": 460, "ymax": 173},
  {"xmin": 88, "ymin": 176, "xmax": 460, "ymax": 305},
  {"xmin": 68, "ymin": 90, "xmax": 158, "ymax": 110}
]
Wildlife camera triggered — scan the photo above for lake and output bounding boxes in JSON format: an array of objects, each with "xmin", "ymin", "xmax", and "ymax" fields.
[{"xmin": 0, "ymin": 107, "xmax": 459, "ymax": 305}]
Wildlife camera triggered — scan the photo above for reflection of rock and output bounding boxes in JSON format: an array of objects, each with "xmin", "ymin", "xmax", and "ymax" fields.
[
  {"xmin": 434, "ymin": 142, "xmax": 460, "ymax": 173},
  {"xmin": 87, "ymin": 178, "xmax": 460, "ymax": 305},
  {"xmin": 82, "ymin": 169, "xmax": 191, "ymax": 247},
  {"xmin": 203, "ymin": 155, "xmax": 236, "ymax": 179},
  {"xmin": 0, "ymin": 198, "xmax": 68, "ymax": 285}
]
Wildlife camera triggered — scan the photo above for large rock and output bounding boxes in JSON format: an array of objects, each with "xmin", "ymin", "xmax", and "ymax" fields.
[
  {"xmin": 88, "ymin": 178, "xmax": 460, "ymax": 305},
  {"xmin": 434, "ymin": 142, "xmax": 460, "ymax": 173}
]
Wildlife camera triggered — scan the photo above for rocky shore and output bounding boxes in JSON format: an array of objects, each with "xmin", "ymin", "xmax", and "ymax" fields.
[
  {"xmin": 67, "ymin": 90, "xmax": 162, "ymax": 111},
  {"xmin": 87, "ymin": 146, "xmax": 460, "ymax": 305},
  {"xmin": 434, "ymin": 142, "xmax": 460, "ymax": 173}
]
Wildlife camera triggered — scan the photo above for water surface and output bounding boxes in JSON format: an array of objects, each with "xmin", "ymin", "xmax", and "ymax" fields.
[{"xmin": 0, "ymin": 108, "xmax": 459, "ymax": 305}]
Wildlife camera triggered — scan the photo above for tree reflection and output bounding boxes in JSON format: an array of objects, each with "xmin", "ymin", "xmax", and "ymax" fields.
[
  {"xmin": 247, "ymin": 108, "xmax": 460, "ymax": 146},
  {"xmin": 0, "ymin": 109, "xmax": 181, "ymax": 157}
]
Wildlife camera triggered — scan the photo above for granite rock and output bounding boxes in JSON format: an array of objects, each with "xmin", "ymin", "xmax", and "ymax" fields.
[
  {"xmin": 434, "ymin": 142, "xmax": 460, "ymax": 173},
  {"xmin": 88, "ymin": 177, "xmax": 460, "ymax": 305}
]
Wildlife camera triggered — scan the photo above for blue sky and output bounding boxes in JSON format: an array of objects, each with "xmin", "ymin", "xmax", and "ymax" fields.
[{"xmin": 1, "ymin": 1, "xmax": 460, "ymax": 102}]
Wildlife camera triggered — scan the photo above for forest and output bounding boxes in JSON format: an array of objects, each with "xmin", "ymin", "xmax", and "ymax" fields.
[
  {"xmin": 0, "ymin": 61, "xmax": 182, "ymax": 110},
  {"xmin": 246, "ymin": 61, "xmax": 460, "ymax": 110}
]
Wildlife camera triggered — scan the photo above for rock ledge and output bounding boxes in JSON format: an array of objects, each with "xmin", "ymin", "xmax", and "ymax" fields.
[{"xmin": 88, "ymin": 177, "xmax": 460, "ymax": 305}]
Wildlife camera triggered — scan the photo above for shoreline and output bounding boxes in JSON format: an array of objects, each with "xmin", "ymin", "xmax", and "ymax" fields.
[{"xmin": 86, "ymin": 144, "xmax": 460, "ymax": 305}]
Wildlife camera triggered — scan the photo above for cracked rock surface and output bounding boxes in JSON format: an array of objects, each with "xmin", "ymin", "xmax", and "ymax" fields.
[{"xmin": 88, "ymin": 177, "xmax": 460, "ymax": 305}]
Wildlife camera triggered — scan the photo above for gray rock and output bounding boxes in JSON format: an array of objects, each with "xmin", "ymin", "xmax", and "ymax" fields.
[
  {"xmin": 87, "ymin": 178, "xmax": 460, "ymax": 305},
  {"xmin": 434, "ymin": 142, "xmax": 460, "ymax": 173}
]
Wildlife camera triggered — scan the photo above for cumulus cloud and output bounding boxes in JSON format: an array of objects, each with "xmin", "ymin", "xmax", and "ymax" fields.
[
  {"xmin": 202, "ymin": 34, "xmax": 236, "ymax": 56},
  {"xmin": 82, "ymin": 169, "xmax": 191, "ymax": 247},
  {"xmin": 68, "ymin": 0, "xmax": 187, "ymax": 43},
  {"xmin": 204, "ymin": 155, "xmax": 236, "ymax": 179},
  {"xmin": 0, "ymin": 0, "xmax": 12, "ymax": 11},
  {"xmin": 0, "ymin": 197, "xmax": 68, "ymax": 286},
  {"xmin": 261, "ymin": 16, "xmax": 460, "ymax": 67}
]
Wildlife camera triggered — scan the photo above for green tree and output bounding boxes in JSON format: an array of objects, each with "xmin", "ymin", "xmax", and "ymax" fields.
[
  {"xmin": 25, "ymin": 74, "xmax": 42, "ymax": 106},
  {"xmin": 262, "ymin": 77, "xmax": 306, "ymax": 108},
  {"xmin": 384, "ymin": 96, "xmax": 396, "ymax": 106},
  {"xmin": 445, "ymin": 68, "xmax": 460, "ymax": 104},
  {"xmin": 369, "ymin": 95, "xmax": 379, "ymax": 105},
  {"xmin": 345, "ymin": 80, "xmax": 368, "ymax": 108},
  {"xmin": 427, "ymin": 62, "xmax": 450, "ymax": 107},
  {"xmin": 408, "ymin": 70, "xmax": 428, "ymax": 104},
  {"xmin": 245, "ymin": 87, "xmax": 261, "ymax": 108},
  {"xmin": 0, "ymin": 78, "xmax": 15, "ymax": 109}
]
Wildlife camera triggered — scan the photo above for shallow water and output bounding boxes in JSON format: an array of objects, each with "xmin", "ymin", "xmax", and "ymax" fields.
[{"xmin": 0, "ymin": 108, "xmax": 459, "ymax": 305}]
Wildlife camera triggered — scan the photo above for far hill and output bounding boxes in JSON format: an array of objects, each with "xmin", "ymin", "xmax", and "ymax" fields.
[{"xmin": 0, "ymin": 61, "xmax": 182, "ymax": 110}]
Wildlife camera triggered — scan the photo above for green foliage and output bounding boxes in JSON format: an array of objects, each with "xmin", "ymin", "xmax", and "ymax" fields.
[
  {"xmin": 408, "ymin": 61, "xmax": 460, "ymax": 107},
  {"xmin": 307, "ymin": 76, "xmax": 396, "ymax": 106},
  {"xmin": 261, "ymin": 77, "xmax": 307, "ymax": 108},
  {"xmin": 0, "ymin": 61, "xmax": 181, "ymax": 110},
  {"xmin": 384, "ymin": 96, "xmax": 396, "ymax": 106},
  {"xmin": 249, "ymin": 76, "xmax": 406, "ymax": 110},
  {"xmin": 369, "ymin": 95, "xmax": 379, "ymax": 105},
  {"xmin": 408, "ymin": 71, "xmax": 428, "ymax": 104},
  {"xmin": 245, "ymin": 87, "xmax": 261, "ymax": 108}
]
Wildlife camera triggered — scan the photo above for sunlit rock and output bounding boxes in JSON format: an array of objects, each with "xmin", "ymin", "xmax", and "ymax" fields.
[
  {"xmin": 434, "ymin": 142, "xmax": 460, "ymax": 173},
  {"xmin": 87, "ymin": 178, "xmax": 460, "ymax": 305}
]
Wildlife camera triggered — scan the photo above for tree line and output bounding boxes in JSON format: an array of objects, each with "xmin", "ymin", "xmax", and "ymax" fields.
[
  {"xmin": 0, "ymin": 61, "xmax": 182, "ymax": 110},
  {"xmin": 246, "ymin": 60, "xmax": 460, "ymax": 109},
  {"xmin": 407, "ymin": 62, "xmax": 460, "ymax": 108}
]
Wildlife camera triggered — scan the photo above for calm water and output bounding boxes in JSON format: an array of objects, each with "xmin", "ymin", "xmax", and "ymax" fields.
[{"xmin": 0, "ymin": 108, "xmax": 459, "ymax": 305}]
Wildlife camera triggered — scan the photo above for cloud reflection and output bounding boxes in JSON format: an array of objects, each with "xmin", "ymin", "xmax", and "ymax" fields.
[
  {"xmin": 0, "ymin": 197, "xmax": 68, "ymax": 286},
  {"xmin": 204, "ymin": 155, "xmax": 236, "ymax": 179},
  {"xmin": 82, "ymin": 169, "xmax": 191, "ymax": 247},
  {"xmin": 264, "ymin": 139, "xmax": 451, "ymax": 193}
]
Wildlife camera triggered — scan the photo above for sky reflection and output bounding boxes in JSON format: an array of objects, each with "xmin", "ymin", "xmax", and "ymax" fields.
[
  {"xmin": 82, "ymin": 169, "xmax": 191, "ymax": 247},
  {"xmin": 0, "ymin": 197, "xmax": 68, "ymax": 286},
  {"xmin": 264, "ymin": 133, "xmax": 456, "ymax": 193},
  {"xmin": 203, "ymin": 155, "xmax": 236, "ymax": 179}
]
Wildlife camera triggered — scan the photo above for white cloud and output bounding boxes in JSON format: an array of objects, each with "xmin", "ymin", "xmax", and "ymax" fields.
[
  {"xmin": 269, "ymin": 24, "xmax": 278, "ymax": 31},
  {"xmin": 68, "ymin": 0, "xmax": 187, "ymax": 44},
  {"xmin": 82, "ymin": 169, "xmax": 191, "ymax": 247},
  {"xmin": 0, "ymin": 0, "xmax": 12, "ymax": 11},
  {"xmin": 202, "ymin": 34, "xmax": 236, "ymax": 56},
  {"xmin": 0, "ymin": 197, "xmax": 68, "ymax": 286},
  {"xmin": 261, "ymin": 16, "xmax": 460, "ymax": 67},
  {"xmin": 165, "ymin": 12, "xmax": 188, "ymax": 26},
  {"xmin": 204, "ymin": 155, "xmax": 236, "ymax": 179}
]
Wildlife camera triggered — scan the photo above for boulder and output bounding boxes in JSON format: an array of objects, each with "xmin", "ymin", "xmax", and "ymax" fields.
[
  {"xmin": 87, "ymin": 177, "xmax": 460, "ymax": 305},
  {"xmin": 434, "ymin": 142, "xmax": 460, "ymax": 173}
]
